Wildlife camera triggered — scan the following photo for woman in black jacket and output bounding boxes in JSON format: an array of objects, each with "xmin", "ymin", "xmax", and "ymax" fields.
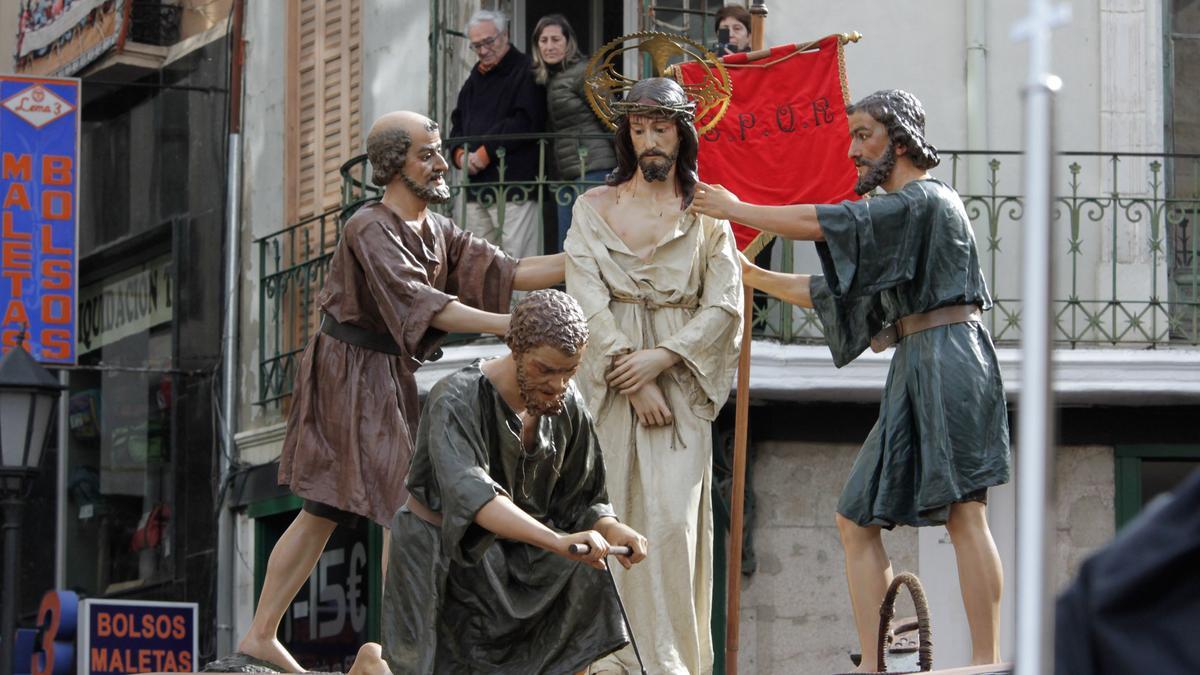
[{"xmin": 531, "ymin": 14, "xmax": 617, "ymax": 252}]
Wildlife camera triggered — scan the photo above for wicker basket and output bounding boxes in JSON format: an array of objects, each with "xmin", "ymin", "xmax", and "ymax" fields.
[{"xmin": 833, "ymin": 571, "xmax": 933, "ymax": 674}]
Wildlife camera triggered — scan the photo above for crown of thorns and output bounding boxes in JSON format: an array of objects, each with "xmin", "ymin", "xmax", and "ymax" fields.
[{"xmin": 609, "ymin": 98, "xmax": 697, "ymax": 122}]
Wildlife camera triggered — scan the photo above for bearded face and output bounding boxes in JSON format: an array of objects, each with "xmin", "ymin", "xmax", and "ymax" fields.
[
  {"xmin": 847, "ymin": 109, "xmax": 901, "ymax": 195},
  {"xmin": 400, "ymin": 170, "xmax": 451, "ymax": 203},
  {"xmin": 514, "ymin": 346, "xmax": 581, "ymax": 416},
  {"xmin": 397, "ymin": 128, "xmax": 452, "ymax": 203},
  {"xmin": 629, "ymin": 114, "xmax": 680, "ymax": 183},
  {"xmin": 638, "ymin": 148, "xmax": 677, "ymax": 182},
  {"xmin": 853, "ymin": 143, "xmax": 896, "ymax": 195}
]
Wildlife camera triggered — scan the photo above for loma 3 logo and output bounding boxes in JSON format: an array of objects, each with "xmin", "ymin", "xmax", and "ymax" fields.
[{"xmin": 2, "ymin": 84, "xmax": 74, "ymax": 128}]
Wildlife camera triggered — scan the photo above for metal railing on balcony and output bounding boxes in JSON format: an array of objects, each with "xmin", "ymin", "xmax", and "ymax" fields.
[
  {"xmin": 255, "ymin": 134, "xmax": 1200, "ymax": 404},
  {"xmin": 256, "ymin": 207, "xmax": 345, "ymax": 406},
  {"xmin": 340, "ymin": 132, "xmax": 611, "ymax": 244},
  {"xmin": 129, "ymin": 1, "xmax": 183, "ymax": 47}
]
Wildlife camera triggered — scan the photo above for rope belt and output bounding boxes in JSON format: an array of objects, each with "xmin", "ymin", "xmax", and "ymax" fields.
[
  {"xmin": 608, "ymin": 293, "xmax": 693, "ymax": 451},
  {"xmin": 870, "ymin": 304, "xmax": 982, "ymax": 353},
  {"xmin": 610, "ymin": 294, "xmax": 698, "ymax": 311}
]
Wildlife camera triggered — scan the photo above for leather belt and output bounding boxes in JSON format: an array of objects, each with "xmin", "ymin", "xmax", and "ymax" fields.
[
  {"xmin": 870, "ymin": 304, "xmax": 982, "ymax": 353},
  {"xmin": 404, "ymin": 495, "xmax": 443, "ymax": 527},
  {"xmin": 320, "ymin": 313, "xmax": 404, "ymax": 355}
]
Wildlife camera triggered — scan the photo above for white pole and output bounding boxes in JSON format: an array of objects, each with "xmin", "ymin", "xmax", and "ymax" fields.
[{"xmin": 1012, "ymin": 2, "xmax": 1070, "ymax": 673}]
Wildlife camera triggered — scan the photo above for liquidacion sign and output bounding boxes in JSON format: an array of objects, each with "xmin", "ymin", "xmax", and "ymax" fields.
[{"xmin": 0, "ymin": 74, "xmax": 80, "ymax": 363}]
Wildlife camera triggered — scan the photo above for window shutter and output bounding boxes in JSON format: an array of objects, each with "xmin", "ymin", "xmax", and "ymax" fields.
[
  {"xmin": 288, "ymin": 0, "xmax": 362, "ymax": 223},
  {"xmin": 279, "ymin": 0, "xmax": 362, "ymax": 405}
]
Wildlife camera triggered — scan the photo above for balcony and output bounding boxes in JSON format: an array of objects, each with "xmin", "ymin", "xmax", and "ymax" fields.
[{"xmin": 254, "ymin": 133, "xmax": 1200, "ymax": 404}]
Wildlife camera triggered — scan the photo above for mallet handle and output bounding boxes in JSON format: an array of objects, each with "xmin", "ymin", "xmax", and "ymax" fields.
[{"xmin": 568, "ymin": 543, "xmax": 633, "ymax": 557}]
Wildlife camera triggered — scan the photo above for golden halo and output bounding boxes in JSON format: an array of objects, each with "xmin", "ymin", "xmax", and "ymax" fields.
[{"xmin": 584, "ymin": 31, "xmax": 732, "ymax": 136}]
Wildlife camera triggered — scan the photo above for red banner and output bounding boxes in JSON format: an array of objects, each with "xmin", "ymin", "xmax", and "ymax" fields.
[{"xmin": 679, "ymin": 36, "xmax": 861, "ymax": 253}]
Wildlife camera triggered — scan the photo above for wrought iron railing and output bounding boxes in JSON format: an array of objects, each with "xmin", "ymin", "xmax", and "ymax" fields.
[
  {"xmin": 256, "ymin": 135, "xmax": 1200, "ymax": 404},
  {"xmin": 951, "ymin": 151, "xmax": 1199, "ymax": 347},
  {"xmin": 256, "ymin": 207, "xmax": 345, "ymax": 405},
  {"xmin": 340, "ymin": 132, "xmax": 613, "ymax": 249},
  {"xmin": 736, "ymin": 150, "xmax": 1200, "ymax": 349},
  {"xmin": 129, "ymin": 1, "xmax": 183, "ymax": 46}
]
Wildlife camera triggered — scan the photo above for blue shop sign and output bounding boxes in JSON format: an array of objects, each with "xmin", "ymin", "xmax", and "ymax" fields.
[
  {"xmin": 78, "ymin": 599, "xmax": 198, "ymax": 674},
  {"xmin": 0, "ymin": 73, "xmax": 80, "ymax": 363}
]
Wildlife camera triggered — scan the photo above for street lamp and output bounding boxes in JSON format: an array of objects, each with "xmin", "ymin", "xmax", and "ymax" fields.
[{"xmin": 0, "ymin": 335, "xmax": 65, "ymax": 675}]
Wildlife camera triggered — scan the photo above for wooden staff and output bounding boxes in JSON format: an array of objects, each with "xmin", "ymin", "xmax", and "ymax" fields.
[
  {"xmin": 727, "ymin": 8, "xmax": 767, "ymax": 674},
  {"xmin": 726, "ymin": 284, "xmax": 753, "ymax": 675}
]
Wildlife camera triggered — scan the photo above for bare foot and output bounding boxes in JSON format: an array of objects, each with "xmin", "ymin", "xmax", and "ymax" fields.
[
  {"xmin": 237, "ymin": 635, "xmax": 305, "ymax": 673},
  {"xmin": 347, "ymin": 643, "xmax": 392, "ymax": 675}
]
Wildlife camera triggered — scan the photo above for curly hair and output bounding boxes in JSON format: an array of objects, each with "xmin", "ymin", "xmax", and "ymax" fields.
[
  {"xmin": 847, "ymin": 89, "xmax": 940, "ymax": 170},
  {"xmin": 366, "ymin": 118, "xmax": 439, "ymax": 186},
  {"xmin": 505, "ymin": 289, "xmax": 589, "ymax": 356}
]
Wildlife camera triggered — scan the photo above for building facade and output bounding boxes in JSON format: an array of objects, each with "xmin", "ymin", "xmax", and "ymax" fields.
[
  {"xmin": 7, "ymin": 1, "xmax": 1194, "ymax": 674},
  {"xmin": 232, "ymin": 1, "xmax": 1200, "ymax": 673},
  {"xmin": 2, "ymin": 0, "xmax": 235, "ymax": 664}
]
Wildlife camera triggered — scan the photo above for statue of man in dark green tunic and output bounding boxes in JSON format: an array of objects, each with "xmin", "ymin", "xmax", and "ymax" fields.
[
  {"xmin": 691, "ymin": 89, "xmax": 1011, "ymax": 670},
  {"xmin": 383, "ymin": 289, "xmax": 649, "ymax": 674}
]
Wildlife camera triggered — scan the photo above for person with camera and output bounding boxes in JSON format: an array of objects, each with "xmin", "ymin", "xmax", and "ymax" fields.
[
  {"xmin": 531, "ymin": 14, "xmax": 618, "ymax": 252},
  {"xmin": 714, "ymin": 4, "xmax": 753, "ymax": 56}
]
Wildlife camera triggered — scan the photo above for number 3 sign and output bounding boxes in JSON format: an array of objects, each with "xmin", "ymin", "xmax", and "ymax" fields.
[{"xmin": 13, "ymin": 590, "xmax": 78, "ymax": 675}]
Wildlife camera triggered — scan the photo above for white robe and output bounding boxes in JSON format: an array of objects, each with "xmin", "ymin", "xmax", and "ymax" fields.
[{"xmin": 565, "ymin": 197, "xmax": 743, "ymax": 674}]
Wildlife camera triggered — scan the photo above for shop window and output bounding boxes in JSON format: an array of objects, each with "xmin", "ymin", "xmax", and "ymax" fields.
[
  {"xmin": 1114, "ymin": 445, "xmax": 1200, "ymax": 529},
  {"xmin": 248, "ymin": 496, "xmax": 382, "ymax": 672},
  {"xmin": 66, "ymin": 256, "xmax": 176, "ymax": 595}
]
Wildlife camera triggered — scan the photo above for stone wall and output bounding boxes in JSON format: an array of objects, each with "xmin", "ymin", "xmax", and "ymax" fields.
[
  {"xmin": 1053, "ymin": 446, "xmax": 1116, "ymax": 592},
  {"xmin": 736, "ymin": 441, "xmax": 1114, "ymax": 674},
  {"xmin": 736, "ymin": 440, "xmax": 918, "ymax": 674}
]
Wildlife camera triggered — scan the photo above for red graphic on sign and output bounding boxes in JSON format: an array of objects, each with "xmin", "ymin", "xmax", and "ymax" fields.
[{"xmin": 2, "ymin": 84, "xmax": 75, "ymax": 129}]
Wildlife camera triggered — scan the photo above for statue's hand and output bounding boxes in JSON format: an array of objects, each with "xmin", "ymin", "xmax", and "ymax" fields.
[
  {"xmin": 691, "ymin": 181, "xmax": 741, "ymax": 220},
  {"xmin": 557, "ymin": 530, "xmax": 610, "ymax": 570},
  {"xmin": 608, "ymin": 348, "xmax": 676, "ymax": 393},
  {"xmin": 627, "ymin": 381, "xmax": 673, "ymax": 427},
  {"xmin": 596, "ymin": 520, "xmax": 649, "ymax": 569}
]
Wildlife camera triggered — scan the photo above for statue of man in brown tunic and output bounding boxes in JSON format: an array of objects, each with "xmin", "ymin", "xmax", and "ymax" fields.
[{"xmin": 234, "ymin": 111, "xmax": 567, "ymax": 672}]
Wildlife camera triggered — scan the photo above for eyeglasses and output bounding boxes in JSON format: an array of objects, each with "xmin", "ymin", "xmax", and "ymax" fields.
[{"xmin": 469, "ymin": 34, "xmax": 501, "ymax": 52}]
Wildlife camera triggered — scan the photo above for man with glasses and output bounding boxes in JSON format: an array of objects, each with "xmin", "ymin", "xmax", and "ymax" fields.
[{"xmin": 450, "ymin": 9, "xmax": 546, "ymax": 259}]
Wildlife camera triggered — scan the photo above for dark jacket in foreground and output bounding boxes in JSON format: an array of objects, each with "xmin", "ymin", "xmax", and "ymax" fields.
[
  {"xmin": 383, "ymin": 363, "xmax": 628, "ymax": 674},
  {"xmin": 1056, "ymin": 469, "xmax": 1200, "ymax": 674}
]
